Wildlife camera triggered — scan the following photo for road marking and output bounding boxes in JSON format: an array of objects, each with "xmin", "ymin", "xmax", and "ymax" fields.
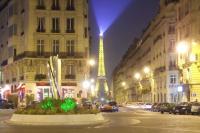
[{"xmin": 132, "ymin": 125, "xmax": 200, "ymax": 133}]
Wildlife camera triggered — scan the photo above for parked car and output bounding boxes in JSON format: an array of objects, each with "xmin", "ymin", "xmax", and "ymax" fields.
[
  {"xmin": 141, "ymin": 103, "xmax": 152, "ymax": 110},
  {"xmin": 151, "ymin": 103, "xmax": 158, "ymax": 111},
  {"xmin": 100, "ymin": 101, "xmax": 118, "ymax": 112},
  {"xmin": 172, "ymin": 102, "xmax": 192, "ymax": 115},
  {"xmin": 191, "ymin": 102, "xmax": 200, "ymax": 115},
  {"xmin": 152, "ymin": 103, "xmax": 162, "ymax": 112},
  {"xmin": 0, "ymin": 99, "xmax": 15, "ymax": 109},
  {"xmin": 160, "ymin": 103, "xmax": 176, "ymax": 114},
  {"xmin": 82, "ymin": 101, "xmax": 93, "ymax": 109}
]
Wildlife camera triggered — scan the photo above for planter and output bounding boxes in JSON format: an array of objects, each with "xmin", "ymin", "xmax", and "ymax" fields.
[{"xmin": 8, "ymin": 113, "xmax": 106, "ymax": 125}]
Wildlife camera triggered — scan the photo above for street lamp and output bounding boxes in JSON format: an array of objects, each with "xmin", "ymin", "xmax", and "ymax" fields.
[
  {"xmin": 144, "ymin": 66, "xmax": 150, "ymax": 74},
  {"xmin": 176, "ymin": 41, "xmax": 188, "ymax": 54},
  {"xmin": 134, "ymin": 73, "xmax": 141, "ymax": 80},
  {"xmin": 88, "ymin": 59, "xmax": 96, "ymax": 67},
  {"xmin": 82, "ymin": 80, "xmax": 91, "ymax": 90},
  {"xmin": 121, "ymin": 81, "xmax": 126, "ymax": 87}
]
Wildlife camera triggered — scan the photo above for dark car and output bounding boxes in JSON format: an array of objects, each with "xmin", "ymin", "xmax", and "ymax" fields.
[
  {"xmin": 172, "ymin": 102, "xmax": 192, "ymax": 115},
  {"xmin": 152, "ymin": 103, "xmax": 162, "ymax": 112},
  {"xmin": 151, "ymin": 103, "xmax": 158, "ymax": 111},
  {"xmin": 160, "ymin": 103, "xmax": 176, "ymax": 114},
  {"xmin": 0, "ymin": 100, "xmax": 15, "ymax": 109},
  {"xmin": 100, "ymin": 101, "xmax": 119, "ymax": 112},
  {"xmin": 82, "ymin": 101, "xmax": 93, "ymax": 109}
]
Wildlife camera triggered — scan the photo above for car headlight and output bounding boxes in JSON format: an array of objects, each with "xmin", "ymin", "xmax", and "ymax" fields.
[{"xmin": 182, "ymin": 107, "xmax": 186, "ymax": 110}]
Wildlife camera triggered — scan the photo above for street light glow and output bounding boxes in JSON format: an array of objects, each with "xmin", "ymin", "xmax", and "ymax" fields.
[
  {"xmin": 121, "ymin": 81, "xmax": 126, "ymax": 87},
  {"xmin": 178, "ymin": 86, "xmax": 183, "ymax": 92},
  {"xmin": 176, "ymin": 41, "xmax": 188, "ymax": 54},
  {"xmin": 134, "ymin": 73, "xmax": 141, "ymax": 80},
  {"xmin": 88, "ymin": 59, "xmax": 96, "ymax": 66},
  {"xmin": 90, "ymin": 78, "xmax": 95, "ymax": 83},
  {"xmin": 82, "ymin": 80, "xmax": 91, "ymax": 89},
  {"xmin": 144, "ymin": 66, "xmax": 150, "ymax": 74}
]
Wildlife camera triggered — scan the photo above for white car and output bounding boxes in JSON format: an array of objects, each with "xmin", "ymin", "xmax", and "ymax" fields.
[
  {"xmin": 191, "ymin": 102, "xmax": 200, "ymax": 115},
  {"xmin": 142, "ymin": 103, "xmax": 152, "ymax": 110}
]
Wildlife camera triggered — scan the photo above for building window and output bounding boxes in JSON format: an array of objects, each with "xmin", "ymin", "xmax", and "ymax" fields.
[
  {"xmin": 36, "ymin": 0, "xmax": 45, "ymax": 9},
  {"xmin": 66, "ymin": 0, "xmax": 75, "ymax": 10},
  {"xmin": 14, "ymin": 48, "xmax": 16, "ymax": 57},
  {"xmin": 9, "ymin": 24, "xmax": 17, "ymax": 37},
  {"xmin": 66, "ymin": 18, "xmax": 75, "ymax": 33},
  {"xmin": 37, "ymin": 17, "xmax": 45, "ymax": 32},
  {"xmin": 37, "ymin": 40, "xmax": 44, "ymax": 56},
  {"xmin": 52, "ymin": 0, "xmax": 60, "ymax": 10},
  {"xmin": 8, "ymin": 4, "xmax": 17, "ymax": 17},
  {"xmin": 66, "ymin": 40, "xmax": 75, "ymax": 56},
  {"xmin": 66, "ymin": 64, "xmax": 76, "ymax": 79},
  {"xmin": 52, "ymin": 17, "xmax": 60, "ymax": 33},
  {"xmin": 169, "ymin": 39, "xmax": 175, "ymax": 51},
  {"xmin": 168, "ymin": 25, "xmax": 175, "ymax": 34},
  {"xmin": 52, "ymin": 40, "xmax": 59, "ymax": 55},
  {"xmin": 84, "ymin": 27, "xmax": 88, "ymax": 38},
  {"xmin": 170, "ymin": 74, "xmax": 176, "ymax": 84}
]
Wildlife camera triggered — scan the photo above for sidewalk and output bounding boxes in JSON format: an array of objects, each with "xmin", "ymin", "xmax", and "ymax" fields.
[{"xmin": 0, "ymin": 109, "xmax": 15, "ymax": 115}]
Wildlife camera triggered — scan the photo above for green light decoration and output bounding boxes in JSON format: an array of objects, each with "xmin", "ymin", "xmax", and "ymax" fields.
[
  {"xmin": 60, "ymin": 98, "xmax": 76, "ymax": 112},
  {"xmin": 41, "ymin": 98, "xmax": 54, "ymax": 110}
]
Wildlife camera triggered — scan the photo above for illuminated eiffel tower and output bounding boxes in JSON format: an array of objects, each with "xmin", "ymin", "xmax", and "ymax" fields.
[{"xmin": 95, "ymin": 35, "xmax": 109, "ymax": 99}]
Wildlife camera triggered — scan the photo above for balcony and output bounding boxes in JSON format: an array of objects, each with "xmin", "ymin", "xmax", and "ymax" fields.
[
  {"xmin": 51, "ymin": 29, "xmax": 60, "ymax": 33},
  {"xmin": 13, "ymin": 51, "xmax": 86, "ymax": 61},
  {"xmin": 36, "ymin": 29, "xmax": 46, "ymax": 33},
  {"xmin": 66, "ymin": 6, "xmax": 75, "ymax": 11},
  {"xmin": 65, "ymin": 75, "xmax": 76, "ymax": 80},
  {"xmin": 36, "ymin": 5, "xmax": 46, "ymax": 10},
  {"xmin": 66, "ymin": 29, "xmax": 75, "ymax": 33},
  {"xmin": 51, "ymin": 6, "xmax": 60, "ymax": 10}
]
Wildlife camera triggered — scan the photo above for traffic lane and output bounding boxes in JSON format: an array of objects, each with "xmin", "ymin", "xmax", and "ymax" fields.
[
  {"xmin": 123, "ymin": 108, "xmax": 200, "ymax": 132},
  {"xmin": 1, "ymin": 108, "xmax": 200, "ymax": 133},
  {"xmin": 101, "ymin": 108, "xmax": 200, "ymax": 132}
]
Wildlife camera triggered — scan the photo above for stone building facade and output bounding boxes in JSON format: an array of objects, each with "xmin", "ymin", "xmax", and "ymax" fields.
[
  {"xmin": 0, "ymin": 0, "xmax": 90, "ymax": 101},
  {"xmin": 112, "ymin": 0, "xmax": 179, "ymax": 103},
  {"xmin": 176, "ymin": 0, "xmax": 200, "ymax": 102}
]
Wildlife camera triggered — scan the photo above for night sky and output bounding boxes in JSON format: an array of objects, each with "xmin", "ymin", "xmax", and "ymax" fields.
[{"xmin": 89, "ymin": 0, "xmax": 160, "ymax": 84}]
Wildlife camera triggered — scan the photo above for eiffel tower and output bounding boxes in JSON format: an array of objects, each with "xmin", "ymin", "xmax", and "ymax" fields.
[{"xmin": 95, "ymin": 35, "xmax": 109, "ymax": 99}]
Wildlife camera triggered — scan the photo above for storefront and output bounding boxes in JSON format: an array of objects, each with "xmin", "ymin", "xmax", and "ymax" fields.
[{"xmin": 36, "ymin": 82, "xmax": 78, "ymax": 101}]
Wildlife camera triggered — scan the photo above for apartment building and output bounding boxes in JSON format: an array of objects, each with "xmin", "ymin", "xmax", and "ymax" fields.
[
  {"xmin": 0, "ymin": 0, "xmax": 90, "ymax": 101},
  {"xmin": 112, "ymin": 0, "xmax": 179, "ymax": 103},
  {"xmin": 176, "ymin": 0, "xmax": 200, "ymax": 102}
]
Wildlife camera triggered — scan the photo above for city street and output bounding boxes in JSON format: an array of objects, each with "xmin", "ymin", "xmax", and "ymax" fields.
[{"xmin": 1, "ymin": 108, "xmax": 200, "ymax": 133}]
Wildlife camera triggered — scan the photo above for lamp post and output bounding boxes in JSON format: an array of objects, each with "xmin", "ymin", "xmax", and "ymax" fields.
[
  {"xmin": 83, "ymin": 59, "xmax": 96, "ymax": 99},
  {"xmin": 121, "ymin": 81, "xmax": 128, "ymax": 103},
  {"xmin": 134, "ymin": 72, "xmax": 143, "ymax": 101},
  {"xmin": 143, "ymin": 66, "xmax": 153, "ymax": 103}
]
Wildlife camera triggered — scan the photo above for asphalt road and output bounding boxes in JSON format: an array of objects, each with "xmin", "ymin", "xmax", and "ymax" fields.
[{"xmin": 1, "ymin": 108, "xmax": 200, "ymax": 133}]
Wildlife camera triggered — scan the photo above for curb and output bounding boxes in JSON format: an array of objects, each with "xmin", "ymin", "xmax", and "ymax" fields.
[{"xmin": 7, "ymin": 113, "xmax": 107, "ymax": 126}]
